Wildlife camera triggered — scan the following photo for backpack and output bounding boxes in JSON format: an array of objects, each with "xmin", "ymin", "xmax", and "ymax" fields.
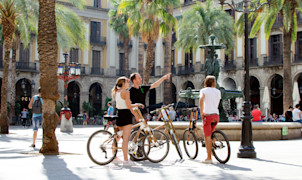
[{"xmin": 32, "ymin": 96, "xmax": 42, "ymax": 114}]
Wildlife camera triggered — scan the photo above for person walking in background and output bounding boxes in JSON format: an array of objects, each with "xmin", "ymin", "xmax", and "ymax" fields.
[
  {"xmin": 83, "ymin": 111, "xmax": 88, "ymax": 126},
  {"xmin": 199, "ymin": 75, "xmax": 221, "ymax": 164},
  {"xmin": 105, "ymin": 102, "xmax": 114, "ymax": 130},
  {"xmin": 20, "ymin": 108, "xmax": 29, "ymax": 128},
  {"xmin": 251, "ymin": 104, "xmax": 262, "ymax": 122},
  {"xmin": 169, "ymin": 106, "xmax": 176, "ymax": 121},
  {"xmin": 28, "ymin": 88, "xmax": 43, "ymax": 148},
  {"xmin": 292, "ymin": 104, "xmax": 302, "ymax": 123},
  {"xmin": 285, "ymin": 106, "xmax": 293, "ymax": 122}
]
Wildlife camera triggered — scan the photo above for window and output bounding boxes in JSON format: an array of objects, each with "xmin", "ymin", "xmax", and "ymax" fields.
[
  {"xmin": 19, "ymin": 43, "xmax": 30, "ymax": 62},
  {"xmin": 269, "ymin": 34, "xmax": 282, "ymax": 63},
  {"xmin": 93, "ymin": 0, "xmax": 101, "ymax": 8},
  {"xmin": 91, "ymin": 21, "xmax": 101, "ymax": 43},
  {"xmin": 92, "ymin": 50, "xmax": 101, "ymax": 68},
  {"xmin": 70, "ymin": 48, "xmax": 79, "ymax": 63},
  {"xmin": 296, "ymin": 32, "xmax": 302, "ymax": 55},
  {"xmin": 185, "ymin": 49, "xmax": 193, "ymax": 68},
  {"xmin": 119, "ymin": 53, "xmax": 125, "ymax": 75}
]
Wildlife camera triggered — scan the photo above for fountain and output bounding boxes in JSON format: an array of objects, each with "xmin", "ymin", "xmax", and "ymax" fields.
[{"xmin": 178, "ymin": 35, "xmax": 243, "ymax": 122}]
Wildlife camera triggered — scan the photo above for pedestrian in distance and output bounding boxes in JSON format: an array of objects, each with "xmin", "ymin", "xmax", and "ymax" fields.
[
  {"xmin": 251, "ymin": 104, "xmax": 262, "ymax": 122},
  {"xmin": 105, "ymin": 102, "xmax": 114, "ymax": 130},
  {"xmin": 285, "ymin": 106, "xmax": 293, "ymax": 122},
  {"xmin": 28, "ymin": 87, "xmax": 43, "ymax": 148},
  {"xmin": 83, "ymin": 111, "xmax": 88, "ymax": 126},
  {"xmin": 199, "ymin": 75, "xmax": 221, "ymax": 164},
  {"xmin": 20, "ymin": 108, "xmax": 29, "ymax": 128},
  {"xmin": 292, "ymin": 104, "xmax": 302, "ymax": 123}
]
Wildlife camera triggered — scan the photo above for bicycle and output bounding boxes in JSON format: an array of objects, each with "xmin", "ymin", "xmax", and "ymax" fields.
[
  {"xmin": 151, "ymin": 103, "xmax": 183, "ymax": 159},
  {"xmin": 183, "ymin": 107, "xmax": 231, "ymax": 163},
  {"xmin": 87, "ymin": 107, "xmax": 169, "ymax": 165}
]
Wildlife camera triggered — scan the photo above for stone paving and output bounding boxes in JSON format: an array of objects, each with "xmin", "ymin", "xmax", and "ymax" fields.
[{"xmin": 1, "ymin": 125, "xmax": 302, "ymax": 180}]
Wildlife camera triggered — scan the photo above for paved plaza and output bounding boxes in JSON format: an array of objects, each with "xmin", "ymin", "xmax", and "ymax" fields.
[{"xmin": 1, "ymin": 125, "xmax": 302, "ymax": 180}]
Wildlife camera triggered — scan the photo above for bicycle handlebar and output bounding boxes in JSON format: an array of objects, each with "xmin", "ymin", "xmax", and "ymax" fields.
[{"xmin": 150, "ymin": 103, "xmax": 174, "ymax": 114}]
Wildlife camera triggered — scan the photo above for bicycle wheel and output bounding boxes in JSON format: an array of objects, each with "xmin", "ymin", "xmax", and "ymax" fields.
[
  {"xmin": 142, "ymin": 130, "xmax": 169, "ymax": 163},
  {"xmin": 183, "ymin": 129, "xmax": 198, "ymax": 159},
  {"xmin": 171, "ymin": 132, "xmax": 183, "ymax": 159},
  {"xmin": 211, "ymin": 130, "xmax": 231, "ymax": 164},
  {"xmin": 87, "ymin": 130, "xmax": 117, "ymax": 165},
  {"xmin": 129, "ymin": 129, "xmax": 146, "ymax": 161}
]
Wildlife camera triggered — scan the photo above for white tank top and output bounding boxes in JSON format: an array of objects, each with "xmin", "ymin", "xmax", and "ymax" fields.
[{"xmin": 115, "ymin": 92, "xmax": 128, "ymax": 109}]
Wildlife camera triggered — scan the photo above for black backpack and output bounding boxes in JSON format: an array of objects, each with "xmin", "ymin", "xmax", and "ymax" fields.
[{"xmin": 32, "ymin": 96, "xmax": 42, "ymax": 114}]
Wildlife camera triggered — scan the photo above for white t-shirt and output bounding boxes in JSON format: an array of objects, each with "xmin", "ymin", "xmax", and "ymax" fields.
[
  {"xmin": 292, "ymin": 108, "xmax": 301, "ymax": 121},
  {"xmin": 199, "ymin": 87, "xmax": 221, "ymax": 114}
]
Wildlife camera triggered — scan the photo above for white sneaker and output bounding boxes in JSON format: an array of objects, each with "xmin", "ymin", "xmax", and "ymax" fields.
[
  {"xmin": 112, "ymin": 157, "xmax": 122, "ymax": 164},
  {"xmin": 201, "ymin": 159, "xmax": 213, "ymax": 164},
  {"xmin": 123, "ymin": 160, "xmax": 135, "ymax": 166}
]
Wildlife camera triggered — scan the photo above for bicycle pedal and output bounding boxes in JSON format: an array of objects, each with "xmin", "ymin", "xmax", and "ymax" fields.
[{"xmin": 202, "ymin": 142, "xmax": 206, "ymax": 147}]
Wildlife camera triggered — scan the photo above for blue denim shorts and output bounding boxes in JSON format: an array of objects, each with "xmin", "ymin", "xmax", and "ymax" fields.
[{"xmin": 32, "ymin": 116, "xmax": 42, "ymax": 131}]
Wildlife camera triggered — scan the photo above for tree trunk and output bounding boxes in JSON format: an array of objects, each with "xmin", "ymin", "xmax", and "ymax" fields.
[
  {"xmin": 143, "ymin": 38, "xmax": 155, "ymax": 84},
  {"xmin": 124, "ymin": 38, "xmax": 129, "ymax": 77},
  {"xmin": 282, "ymin": 27, "xmax": 293, "ymax": 112},
  {"xmin": 163, "ymin": 7, "xmax": 173, "ymax": 105},
  {"xmin": 0, "ymin": 5, "xmax": 15, "ymax": 134},
  {"xmin": 138, "ymin": 35, "xmax": 144, "ymax": 76},
  {"xmin": 9, "ymin": 43, "xmax": 18, "ymax": 125},
  {"xmin": 38, "ymin": 0, "xmax": 60, "ymax": 154}
]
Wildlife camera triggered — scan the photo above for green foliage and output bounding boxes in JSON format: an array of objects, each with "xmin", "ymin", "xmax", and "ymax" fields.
[
  {"xmin": 82, "ymin": 101, "xmax": 95, "ymax": 116},
  {"xmin": 6, "ymin": 101, "xmax": 21, "ymax": 116},
  {"xmin": 55, "ymin": 101, "xmax": 64, "ymax": 116},
  {"xmin": 176, "ymin": 0, "xmax": 235, "ymax": 53}
]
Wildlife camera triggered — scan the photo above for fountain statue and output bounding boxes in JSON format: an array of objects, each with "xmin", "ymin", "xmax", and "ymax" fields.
[{"xmin": 178, "ymin": 35, "xmax": 243, "ymax": 122}]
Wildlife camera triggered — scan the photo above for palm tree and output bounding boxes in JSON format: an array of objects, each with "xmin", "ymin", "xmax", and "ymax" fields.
[
  {"xmin": 109, "ymin": 0, "xmax": 131, "ymax": 77},
  {"xmin": 236, "ymin": 0, "xmax": 302, "ymax": 112},
  {"xmin": 38, "ymin": 0, "xmax": 85, "ymax": 153},
  {"xmin": 119, "ymin": 0, "xmax": 179, "ymax": 84},
  {"xmin": 176, "ymin": 1, "xmax": 234, "ymax": 53},
  {"xmin": 0, "ymin": 0, "xmax": 17, "ymax": 134}
]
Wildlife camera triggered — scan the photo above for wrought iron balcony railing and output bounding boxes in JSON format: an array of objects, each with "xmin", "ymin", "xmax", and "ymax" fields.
[
  {"xmin": 16, "ymin": 62, "xmax": 36, "ymax": 71},
  {"xmin": 263, "ymin": 55, "xmax": 283, "ymax": 66},
  {"xmin": 90, "ymin": 36, "xmax": 106, "ymax": 46},
  {"xmin": 294, "ymin": 54, "xmax": 302, "ymax": 63},
  {"xmin": 90, "ymin": 67, "xmax": 104, "ymax": 75},
  {"xmin": 224, "ymin": 60, "xmax": 236, "ymax": 71},
  {"xmin": 249, "ymin": 58, "xmax": 258, "ymax": 67},
  {"xmin": 177, "ymin": 66, "xmax": 194, "ymax": 75}
]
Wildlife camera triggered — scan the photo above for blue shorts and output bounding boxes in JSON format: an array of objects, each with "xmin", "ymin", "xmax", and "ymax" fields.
[{"xmin": 32, "ymin": 116, "xmax": 42, "ymax": 131}]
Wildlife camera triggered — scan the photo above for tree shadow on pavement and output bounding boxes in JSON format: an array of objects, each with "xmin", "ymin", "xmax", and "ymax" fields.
[
  {"xmin": 252, "ymin": 158, "xmax": 302, "ymax": 168},
  {"xmin": 42, "ymin": 155, "xmax": 82, "ymax": 180}
]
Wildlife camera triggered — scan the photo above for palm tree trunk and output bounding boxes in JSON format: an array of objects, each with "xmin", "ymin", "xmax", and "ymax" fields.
[
  {"xmin": 138, "ymin": 35, "xmax": 144, "ymax": 76},
  {"xmin": 38, "ymin": 0, "xmax": 60, "ymax": 154},
  {"xmin": 124, "ymin": 38, "xmax": 129, "ymax": 77},
  {"xmin": 143, "ymin": 37, "xmax": 155, "ymax": 84},
  {"xmin": 163, "ymin": 7, "xmax": 173, "ymax": 105},
  {"xmin": 9, "ymin": 48, "xmax": 17, "ymax": 124},
  {"xmin": 283, "ymin": 27, "xmax": 293, "ymax": 112}
]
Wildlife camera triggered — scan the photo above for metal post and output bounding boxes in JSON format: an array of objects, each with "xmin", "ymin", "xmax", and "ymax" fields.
[
  {"xmin": 237, "ymin": 0, "xmax": 256, "ymax": 158},
  {"xmin": 63, "ymin": 53, "xmax": 68, "ymax": 107}
]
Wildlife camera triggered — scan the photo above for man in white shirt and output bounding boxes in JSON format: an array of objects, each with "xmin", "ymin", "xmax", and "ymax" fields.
[
  {"xmin": 292, "ymin": 104, "xmax": 302, "ymax": 123},
  {"xmin": 199, "ymin": 75, "xmax": 221, "ymax": 164}
]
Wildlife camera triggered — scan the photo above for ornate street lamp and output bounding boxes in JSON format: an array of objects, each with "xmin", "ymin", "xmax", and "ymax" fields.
[
  {"xmin": 219, "ymin": 0, "xmax": 272, "ymax": 158},
  {"xmin": 58, "ymin": 53, "xmax": 81, "ymax": 133}
]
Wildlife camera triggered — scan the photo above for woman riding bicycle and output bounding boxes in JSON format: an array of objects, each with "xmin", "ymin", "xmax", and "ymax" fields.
[{"xmin": 112, "ymin": 77, "xmax": 144, "ymax": 165}]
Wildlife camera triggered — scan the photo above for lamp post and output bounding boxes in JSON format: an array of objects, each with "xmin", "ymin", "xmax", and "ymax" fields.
[
  {"xmin": 57, "ymin": 53, "xmax": 81, "ymax": 133},
  {"xmin": 31, "ymin": 80, "xmax": 35, "ymax": 94},
  {"xmin": 219, "ymin": 0, "xmax": 271, "ymax": 158}
]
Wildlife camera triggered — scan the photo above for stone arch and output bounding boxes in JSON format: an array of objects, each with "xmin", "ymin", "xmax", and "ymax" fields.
[
  {"xmin": 182, "ymin": 81, "xmax": 195, "ymax": 106},
  {"xmin": 89, "ymin": 83, "xmax": 103, "ymax": 116},
  {"xmin": 270, "ymin": 74, "xmax": 283, "ymax": 115},
  {"xmin": 67, "ymin": 81, "xmax": 81, "ymax": 117},
  {"xmin": 250, "ymin": 76, "xmax": 260, "ymax": 107},
  {"xmin": 16, "ymin": 78, "xmax": 32, "ymax": 111},
  {"xmin": 222, "ymin": 77, "xmax": 237, "ymax": 90}
]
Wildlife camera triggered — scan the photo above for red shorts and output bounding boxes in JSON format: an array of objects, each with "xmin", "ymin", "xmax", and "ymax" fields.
[{"xmin": 202, "ymin": 114, "xmax": 219, "ymax": 137}]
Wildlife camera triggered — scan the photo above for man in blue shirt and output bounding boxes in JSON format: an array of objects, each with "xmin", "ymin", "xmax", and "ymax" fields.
[{"xmin": 105, "ymin": 102, "xmax": 114, "ymax": 130}]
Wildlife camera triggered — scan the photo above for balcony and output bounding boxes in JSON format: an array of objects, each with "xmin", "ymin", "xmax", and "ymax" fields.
[
  {"xmin": 90, "ymin": 36, "xmax": 106, "ymax": 46},
  {"xmin": 294, "ymin": 54, "xmax": 302, "ymax": 63},
  {"xmin": 116, "ymin": 69, "xmax": 126, "ymax": 76},
  {"xmin": 171, "ymin": 66, "xmax": 176, "ymax": 74},
  {"xmin": 90, "ymin": 67, "xmax": 104, "ymax": 75},
  {"xmin": 223, "ymin": 60, "xmax": 236, "ymax": 71},
  {"xmin": 81, "ymin": 67, "xmax": 86, "ymax": 75},
  {"xmin": 16, "ymin": 62, "xmax": 36, "ymax": 71},
  {"xmin": 263, "ymin": 56, "xmax": 283, "ymax": 66},
  {"xmin": 117, "ymin": 40, "xmax": 133, "ymax": 48},
  {"xmin": 249, "ymin": 58, "xmax": 258, "ymax": 67},
  {"xmin": 177, "ymin": 66, "xmax": 194, "ymax": 75}
]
